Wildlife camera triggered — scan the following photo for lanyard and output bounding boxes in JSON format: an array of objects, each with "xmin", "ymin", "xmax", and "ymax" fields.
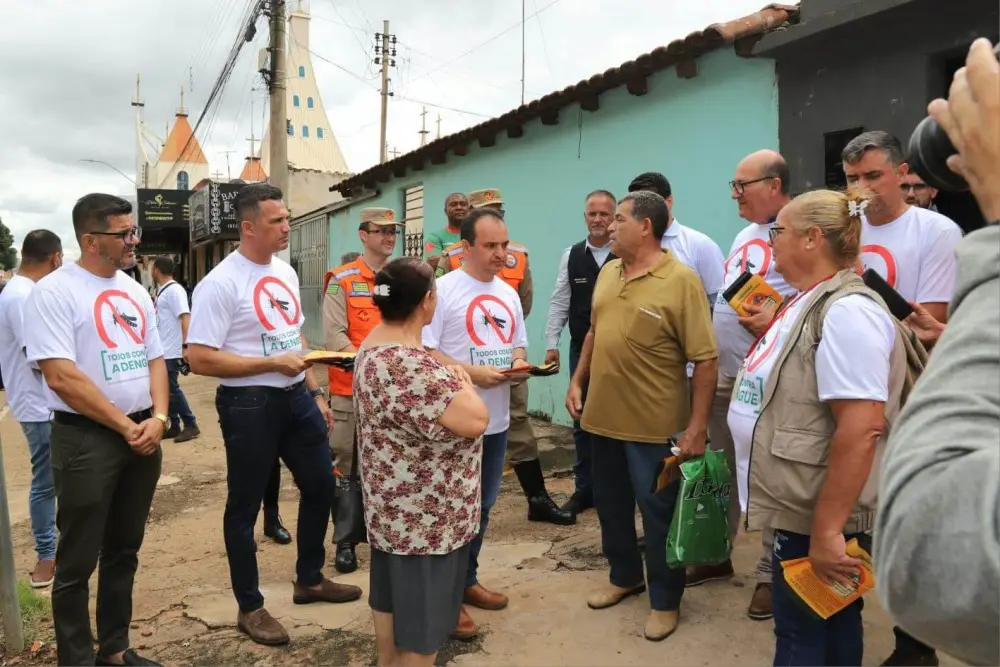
[
  {"xmin": 745, "ymin": 274, "xmax": 834, "ymax": 358},
  {"xmin": 156, "ymin": 281, "xmax": 177, "ymax": 298}
]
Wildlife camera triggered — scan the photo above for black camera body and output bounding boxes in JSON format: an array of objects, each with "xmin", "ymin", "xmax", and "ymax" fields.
[{"xmin": 908, "ymin": 42, "xmax": 1000, "ymax": 192}]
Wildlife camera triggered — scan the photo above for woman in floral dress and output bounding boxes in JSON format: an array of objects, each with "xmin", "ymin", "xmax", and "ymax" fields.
[{"xmin": 353, "ymin": 256, "xmax": 489, "ymax": 665}]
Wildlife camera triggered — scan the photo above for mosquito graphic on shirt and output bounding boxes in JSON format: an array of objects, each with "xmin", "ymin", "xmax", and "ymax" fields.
[
  {"xmin": 267, "ymin": 296, "xmax": 290, "ymax": 314},
  {"xmin": 109, "ymin": 307, "xmax": 139, "ymax": 333},
  {"xmin": 481, "ymin": 310, "xmax": 507, "ymax": 330}
]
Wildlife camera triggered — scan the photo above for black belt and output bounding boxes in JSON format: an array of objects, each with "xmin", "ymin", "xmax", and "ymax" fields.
[
  {"xmin": 53, "ymin": 409, "xmax": 152, "ymax": 429},
  {"xmin": 216, "ymin": 380, "xmax": 305, "ymax": 396}
]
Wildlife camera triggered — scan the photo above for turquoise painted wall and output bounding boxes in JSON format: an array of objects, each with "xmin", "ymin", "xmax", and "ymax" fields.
[{"xmin": 327, "ymin": 49, "xmax": 779, "ymax": 426}]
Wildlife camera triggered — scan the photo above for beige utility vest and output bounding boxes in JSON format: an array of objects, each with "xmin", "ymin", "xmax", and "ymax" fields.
[{"xmin": 741, "ymin": 269, "xmax": 910, "ymax": 536}]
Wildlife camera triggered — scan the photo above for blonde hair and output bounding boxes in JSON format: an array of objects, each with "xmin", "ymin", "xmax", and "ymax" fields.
[{"xmin": 783, "ymin": 185, "xmax": 872, "ymax": 268}]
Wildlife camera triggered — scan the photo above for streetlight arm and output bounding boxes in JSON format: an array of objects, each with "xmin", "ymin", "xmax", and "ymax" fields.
[{"xmin": 79, "ymin": 159, "xmax": 137, "ymax": 187}]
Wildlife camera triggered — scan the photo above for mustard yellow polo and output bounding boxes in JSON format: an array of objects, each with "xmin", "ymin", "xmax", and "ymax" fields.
[{"xmin": 581, "ymin": 250, "xmax": 718, "ymax": 443}]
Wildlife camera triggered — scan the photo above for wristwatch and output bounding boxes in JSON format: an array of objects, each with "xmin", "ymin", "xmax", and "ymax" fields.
[
  {"xmin": 153, "ymin": 413, "xmax": 169, "ymax": 427},
  {"xmin": 309, "ymin": 388, "xmax": 325, "ymax": 400}
]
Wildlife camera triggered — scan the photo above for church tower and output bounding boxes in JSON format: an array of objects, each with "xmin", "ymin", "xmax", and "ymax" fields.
[
  {"xmin": 260, "ymin": 0, "xmax": 350, "ymax": 176},
  {"xmin": 150, "ymin": 89, "xmax": 210, "ymax": 190}
]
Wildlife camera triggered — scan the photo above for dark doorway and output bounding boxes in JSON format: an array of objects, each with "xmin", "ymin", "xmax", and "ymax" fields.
[{"xmin": 824, "ymin": 127, "xmax": 864, "ymax": 189}]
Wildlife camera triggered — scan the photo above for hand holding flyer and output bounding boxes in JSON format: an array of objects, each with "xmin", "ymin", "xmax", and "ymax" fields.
[{"xmin": 780, "ymin": 538, "xmax": 876, "ymax": 620}]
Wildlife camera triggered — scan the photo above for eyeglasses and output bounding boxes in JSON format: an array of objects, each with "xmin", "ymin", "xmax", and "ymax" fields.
[
  {"xmin": 901, "ymin": 183, "xmax": 929, "ymax": 193},
  {"xmin": 90, "ymin": 227, "xmax": 142, "ymax": 242},
  {"xmin": 767, "ymin": 225, "xmax": 787, "ymax": 243},
  {"xmin": 730, "ymin": 176, "xmax": 775, "ymax": 196},
  {"xmin": 363, "ymin": 226, "xmax": 399, "ymax": 237}
]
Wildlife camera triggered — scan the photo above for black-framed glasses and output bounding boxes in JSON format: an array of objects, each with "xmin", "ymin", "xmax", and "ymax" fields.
[
  {"xmin": 90, "ymin": 227, "xmax": 142, "ymax": 242},
  {"xmin": 362, "ymin": 226, "xmax": 399, "ymax": 237},
  {"xmin": 767, "ymin": 225, "xmax": 787, "ymax": 243},
  {"xmin": 730, "ymin": 176, "xmax": 775, "ymax": 196}
]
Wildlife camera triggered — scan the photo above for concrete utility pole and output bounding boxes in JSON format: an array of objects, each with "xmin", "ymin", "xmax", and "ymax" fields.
[
  {"xmin": 0, "ymin": 409, "xmax": 25, "ymax": 654},
  {"xmin": 436, "ymin": 114, "xmax": 442, "ymax": 140},
  {"xmin": 376, "ymin": 20, "xmax": 393, "ymax": 164},
  {"xmin": 268, "ymin": 0, "xmax": 289, "ymax": 197},
  {"xmin": 418, "ymin": 106, "xmax": 429, "ymax": 146},
  {"xmin": 222, "ymin": 150, "xmax": 236, "ymax": 180}
]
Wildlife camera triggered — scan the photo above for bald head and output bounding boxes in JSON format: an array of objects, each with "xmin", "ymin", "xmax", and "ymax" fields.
[
  {"xmin": 732, "ymin": 149, "xmax": 791, "ymax": 224},
  {"xmin": 737, "ymin": 150, "xmax": 789, "ymax": 195}
]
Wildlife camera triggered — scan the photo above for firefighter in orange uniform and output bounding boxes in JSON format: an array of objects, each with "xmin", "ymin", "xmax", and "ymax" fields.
[
  {"xmin": 322, "ymin": 207, "xmax": 402, "ymax": 572},
  {"xmin": 439, "ymin": 188, "xmax": 575, "ymax": 526}
]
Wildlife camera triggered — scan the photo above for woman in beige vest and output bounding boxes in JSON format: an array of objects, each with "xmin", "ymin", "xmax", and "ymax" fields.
[{"xmin": 727, "ymin": 186, "xmax": 910, "ymax": 666}]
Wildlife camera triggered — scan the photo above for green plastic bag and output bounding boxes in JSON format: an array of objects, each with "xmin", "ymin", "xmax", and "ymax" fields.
[{"xmin": 666, "ymin": 449, "xmax": 732, "ymax": 569}]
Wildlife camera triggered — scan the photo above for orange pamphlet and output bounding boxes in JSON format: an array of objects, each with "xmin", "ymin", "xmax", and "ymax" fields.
[
  {"xmin": 303, "ymin": 350, "xmax": 356, "ymax": 368},
  {"xmin": 499, "ymin": 362, "xmax": 559, "ymax": 377},
  {"xmin": 780, "ymin": 538, "xmax": 875, "ymax": 620},
  {"xmin": 722, "ymin": 270, "xmax": 784, "ymax": 317}
]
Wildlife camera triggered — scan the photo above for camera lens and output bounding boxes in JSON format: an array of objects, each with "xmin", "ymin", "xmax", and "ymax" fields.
[{"xmin": 907, "ymin": 116, "xmax": 969, "ymax": 193}]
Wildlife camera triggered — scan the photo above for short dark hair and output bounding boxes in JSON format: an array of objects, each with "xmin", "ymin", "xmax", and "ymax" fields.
[
  {"xmin": 72, "ymin": 193, "xmax": 132, "ymax": 241},
  {"xmin": 842, "ymin": 130, "xmax": 905, "ymax": 166},
  {"xmin": 764, "ymin": 155, "xmax": 791, "ymax": 194},
  {"xmin": 585, "ymin": 189, "xmax": 616, "ymax": 204},
  {"xmin": 373, "ymin": 257, "xmax": 434, "ymax": 323},
  {"xmin": 20, "ymin": 230, "xmax": 62, "ymax": 263},
  {"xmin": 234, "ymin": 183, "xmax": 283, "ymax": 223},
  {"xmin": 152, "ymin": 255, "xmax": 175, "ymax": 276},
  {"xmin": 459, "ymin": 208, "xmax": 503, "ymax": 246},
  {"xmin": 620, "ymin": 191, "xmax": 669, "ymax": 241},
  {"xmin": 628, "ymin": 172, "xmax": 672, "ymax": 199},
  {"xmin": 340, "ymin": 251, "xmax": 360, "ymax": 264}
]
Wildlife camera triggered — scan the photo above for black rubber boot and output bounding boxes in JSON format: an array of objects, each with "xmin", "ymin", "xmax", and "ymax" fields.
[
  {"xmin": 263, "ymin": 510, "xmax": 292, "ymax": 545},
  {"xmin": 334, "ymin": 541, "xmax": 357, "ymax": 574},
  {"xmin": 513, "ymin": 459, "xmax": 576, "ymax": 526}
]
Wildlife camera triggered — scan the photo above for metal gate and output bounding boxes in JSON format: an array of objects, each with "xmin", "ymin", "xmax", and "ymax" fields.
[
  {"xmin": 403, "ymin": 184, "xmax": 424, "ymax": 257},
  {"xmin": 290, "ymin": 214, "xmax": 328, "ymax": 346}
]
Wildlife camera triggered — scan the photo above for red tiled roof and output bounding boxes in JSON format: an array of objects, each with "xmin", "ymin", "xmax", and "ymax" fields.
[
  {"xmin": 239, "ymin": 157, "xmax": 268, "ymax": 182},
  {"xmin": 332, "ymin": 3, "xmax": 799, "ymax": 196}
]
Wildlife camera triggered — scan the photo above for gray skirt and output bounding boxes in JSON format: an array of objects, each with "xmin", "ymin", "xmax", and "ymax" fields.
[{"xmin": 368, "ymin": 543, "xmax": 471, "ymax": 655}]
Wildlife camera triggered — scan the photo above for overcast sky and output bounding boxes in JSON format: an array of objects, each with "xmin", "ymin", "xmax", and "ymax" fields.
[{"xmin": 0, "ymin": 0, "xmax": 766, "ymax": 260}]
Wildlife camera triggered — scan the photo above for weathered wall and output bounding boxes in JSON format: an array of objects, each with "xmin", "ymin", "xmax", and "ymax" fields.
[{"xmin": 326, "ymin": 48, "xmax": 780, "ymax": 425}]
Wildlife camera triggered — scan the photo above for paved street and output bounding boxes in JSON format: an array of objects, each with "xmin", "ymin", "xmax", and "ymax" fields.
[{"xmin": 0, "ymin": 376, "xmax": 957, "ymax": 666}]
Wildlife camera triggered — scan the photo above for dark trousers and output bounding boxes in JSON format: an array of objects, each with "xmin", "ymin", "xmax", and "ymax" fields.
[
  {"xmin": 50, "ymin": 411, "xmax": 162, "ymax": 666},
  {"xmin": 591, "ymin": 435, "xmax": 685, "ymax": 610},
  {"xmin": 771, "ymin": 530, "xmax": 870, "ymax": 666},
  {"xmin": 216, "ymin": 382, "xmax": 334, "ymax": 612},
  {"xmin": 263, "ymin": 460, "xmax": 280, "ymax": 512},
  {"xmin": 165, "ymin": 358, "xmax": 196, "ymax": 429},
  {"xmin": 568, "ymin": 342, "xmax": 593, "ymax": 501}
]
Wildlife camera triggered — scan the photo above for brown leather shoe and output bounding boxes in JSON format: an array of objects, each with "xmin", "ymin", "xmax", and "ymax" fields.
[
  {"xmin": 684, "ymin": 560, "xmax": 735, "ymax": 587},
  {"xmin": 30, "ymin": 559, "xmax": 55, "ymax": 588},
  {"xmin": 463, "ymin": 584, "xmax": 508, "ymax": 610},
  {"xmin": 747, "ymin": 582, "xmax": 773, "ymax": 620},
  {"xmin": 237, "ymin": 608, "xmax": 289, "ymax": 646},
  {"xmin": 644, "ymin": 610, "xmax": 680, "ymax": 641},
  {"xmin": 450, "ymin": 606, "xmax": 479, "ymax": 640},
  {"xmin": 292, "ymin": 578, "xmax": 363, "ymax": 605},
  {"xmin": 586, "ymin": 583, "xmax": 647, "ymax": 610}
]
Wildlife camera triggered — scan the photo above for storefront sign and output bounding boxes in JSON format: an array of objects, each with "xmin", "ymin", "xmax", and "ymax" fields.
[
  {"xmin": 137, "ymin": 189, "xmax": 192, "ymax": 230},
  {"xmin": 190, "ymin": 181, "xmax": 242, "ymax": 244}
]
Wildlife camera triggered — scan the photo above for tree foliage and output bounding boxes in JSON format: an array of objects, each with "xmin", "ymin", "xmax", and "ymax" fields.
[{"xmin": 0, "ymin": 216, "xmax": 16, "ymax": 270}]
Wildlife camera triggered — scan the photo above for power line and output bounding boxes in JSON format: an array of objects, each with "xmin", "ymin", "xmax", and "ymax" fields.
[
  {"xmin": 404, "ymin": 0, "xmax": 564, "ymax": 87},
  {"xmin": 393, "ymin": 94, "xmax": 491, "ymax": 118},
  {"xmin": 321, "ymin": 0, "xmax": 374, "ymax": 76}
]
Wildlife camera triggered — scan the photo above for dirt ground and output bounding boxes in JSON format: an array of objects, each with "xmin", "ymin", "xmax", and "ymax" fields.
[{"xmin": 0, "ymin": 375, "xmax": 961, "ymax": 666}]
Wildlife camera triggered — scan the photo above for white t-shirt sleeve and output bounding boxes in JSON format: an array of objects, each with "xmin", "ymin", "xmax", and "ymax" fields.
[
  {"xmin": 816, "ymin": 295, "xmax": 896, "ymax": 402},
  {"xmin": 513, "ymin": 290, "xmax": 528, "ymax": 349},
  {"xmin": 915, "ymin": 219, "xmax": 963, "ymax": 304},
  {"xmin": 187, "ymin": 279, "xmax": 236, "ymax": 349},
  {"xmin": 696, "ymin": 237, "xmax": 726, "ymax": 297},
  {"xmin": 421, "ymin": 282, "xmax": 445, "ymax": 349},
  {"xmin": 141, "ymin": 293, "xmax": 165, "ymax": 361},
  {"xmin": 170, "ymin": 284, "xmax": 191, "ymax": 317},
  {"xmin": 24, "ymin": 285, "xmax": 77, "ymax": 363}
]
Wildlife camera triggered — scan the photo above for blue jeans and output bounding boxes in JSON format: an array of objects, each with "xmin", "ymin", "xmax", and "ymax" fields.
[
  {"xmin": 166, "ymin": 358, "xmax": 197, "ymax": 429},
  {"xmin": 466, "ymin": 430, "xmax": 508, "ymax": 588},
  {"xmin": 216, "ymin": 383, "xmax": 335, "ymax": 612},
  {"xmin": 569, "ymin": 343, "xmax": 593, "ymax": 501},
  {"xmin": 772, "ymin": 530, "xmax": 871, "ymax": 666},
  {"xmin": 20, "ymin": 421, "xmax": 57, "ymax": 561},
  {"xmin": 592, "ymin": 436, "xmax": 685, "ymax": 610}
]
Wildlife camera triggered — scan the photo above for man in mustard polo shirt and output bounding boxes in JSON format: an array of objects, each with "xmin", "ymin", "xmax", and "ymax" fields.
[{"xmin": 567, "ymin": 190, "xmax": 718, "ymax": 642}]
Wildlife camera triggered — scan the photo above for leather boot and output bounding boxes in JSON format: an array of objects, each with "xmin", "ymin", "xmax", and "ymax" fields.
[
  {"xmin": 513, "ymin": 459, "xmax": 575, "ymax": 526},
  {"xmin": 263, "ymin": 510, "xmax": 292, "ymax": 545},
  {"xmin": 334, "ymin": 541, "xmax": 357, "ymax": 574}
]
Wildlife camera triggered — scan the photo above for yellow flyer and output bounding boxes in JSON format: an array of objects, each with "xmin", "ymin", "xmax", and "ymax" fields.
[{"xmin": 780, "ymin": 539, "xmax": 875, "ymax": 620}]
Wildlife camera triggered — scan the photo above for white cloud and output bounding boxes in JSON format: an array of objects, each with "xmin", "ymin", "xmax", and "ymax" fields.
[{"xmin": 1, "ymin": 0, "xmax": 767, "ymax": 260}]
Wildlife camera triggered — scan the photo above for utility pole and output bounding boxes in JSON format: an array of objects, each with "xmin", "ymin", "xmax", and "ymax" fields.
[
  {"xmin": 436, "ymin": 114, "xmax": 442, "ymax": 140},
  {"xmin": 375, "ymin": 20, "xmax": 396, "ymax": 164},
  {"xmin": 222, "ymin": 150, "xmax": 236, "ymax": 180},
  {"xmin": 520, "ymin": 0, "xmax": 526, "ymax": 105},
  {"xmin": 418, "ymin": 106, "xmax": 429, "ymax": 146},
  {"xmin": 389, "ymin": 145, "xmax": 401, "ymax": 159},
  {"xmin": 131, "ymin": 74, "xmax": 146, "ymax": 188},
  {"xmin": 268, "ymin": 0, "xmax": 289, "ymax": 198},
  {"xmin": 0, "ymin": 410, "xmax": 25, "ymax": 654}
]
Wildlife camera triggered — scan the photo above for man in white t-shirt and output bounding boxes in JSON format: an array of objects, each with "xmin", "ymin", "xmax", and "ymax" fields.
[
  {"xmin": 151, "ymin": 255, "xmax": 199, "ymax": 442},
  {"xmin": 842, "ymin": 131, "xmax": 962, "ymax": 325},
  {"xmin": 422, "ymin": 207, "xmax": 530, "ymax": 638},
  {"xmin": 0, "ymin": 230, "xmax": 62, "ymax": 589},
  {"xmin": 627, "ymin": 172, "xmax": 725, "ymax": 302},
  {"xmin": 187, "ymin": 183, "xmax": 361, "ymax": 647},
  {"xmin": 25, "ymin": 194, "xmax": 168, "ymax": 667},
  {"xmin": 841, "ymin": 130, "xmax": 961, "ymax": 667},
  {"xmin": 700, "ymin": 150, "xmax": 798, "ymax": 621}
]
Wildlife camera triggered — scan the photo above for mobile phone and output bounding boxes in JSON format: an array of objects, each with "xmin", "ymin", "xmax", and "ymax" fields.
[{"xmin": 861, "ymin": 269, "xmax": 914, "ymax": 320}]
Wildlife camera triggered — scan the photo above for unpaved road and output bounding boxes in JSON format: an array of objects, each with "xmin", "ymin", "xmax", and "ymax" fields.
[{"xmin": 0, "ymin": 376, "xmax": 960, "ymax": 666}]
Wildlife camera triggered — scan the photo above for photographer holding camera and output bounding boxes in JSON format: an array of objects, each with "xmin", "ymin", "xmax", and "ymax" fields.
[{"xmin": 874, "ymin": 38, "xmax": 999, "ymax": 667}]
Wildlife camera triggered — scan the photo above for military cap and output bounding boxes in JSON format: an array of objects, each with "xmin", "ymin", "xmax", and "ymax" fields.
[
  {"xmin": 468, "ymin": 189, "xmax": 503, "ymax": 209},
  {"xmin": 359, "ymin": 207, "xmax": 400, "ymax": 226}
]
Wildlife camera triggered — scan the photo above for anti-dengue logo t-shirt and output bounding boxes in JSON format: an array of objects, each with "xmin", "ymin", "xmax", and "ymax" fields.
[
  {"xmin": 187, "ymin": 251, "xmax": 305, "ymax": 388},
  {"xmin": 25, "ymin": 263, "xmax": 163, "ymax": 416},
  {"xmin": 423, "ymin": 269, "xmax": 527, "ymax": 435}
]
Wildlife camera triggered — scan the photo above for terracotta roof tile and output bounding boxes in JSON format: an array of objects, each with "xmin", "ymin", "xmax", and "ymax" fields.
[
  {"xmin": 159, "ymin": 114, "xmax": 208, "ymax": 165},
  {"xmin": 239, "ymin": 157, "xmax": 268, "ymax": 182},
  {"xmin": 332, "ymin": 3, "xmax": 799, "ymax": 196}
]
